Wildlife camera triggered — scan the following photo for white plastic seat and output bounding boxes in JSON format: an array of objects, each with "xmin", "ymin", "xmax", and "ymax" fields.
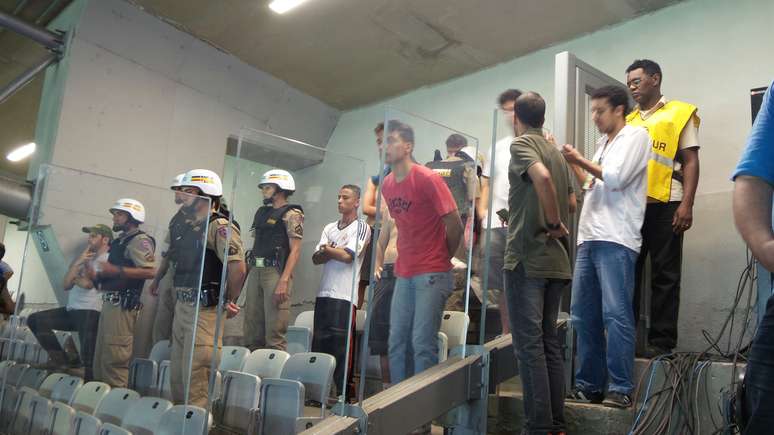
[
  {"xmin": 71, "ymin": 382, "xmax": 111, "ymax": 414},
  {"xmin": 53, "ymin": 331, "xmax": 80, "ymax": 363},
  {"xmin": 440, "ymin": 311, "xmax": 469, "ymax": 353},
  {"xmin": 18, "ymin": 368, "xmax": 48, "ymax": 390},
  {"xmin": 50, "ymin": 375, "xmax": 83, "ymax": 404},
  {"xmin": 214, "ymin": 371, "xmax": 260, "ymax": 433},
  {"xmin": 24, "ymin": 343, "xmax": 42, "ymax": 365},
  {"xmin": 438, "ymin": 331, "xmax": 449, "ymax": 362},
  {"xmin": 47, "ymin": 402, "xmax": 76, "ymax": 435},
  {"xmin": 28, "ymin": 393, "xmax": 54, "ymax": 435},
  {"xmin": 39, "ymin": 373, "xmax": 69, "ymax": 398},
  {"xmin": 158, "ymin": 360, "xmax": 172, "ymax": 401},
  {"xmin": 218, "ymin": 346, "xmax": 250, "ymax": 372},
  {"xmin": 286, "ymin": 326, "xmax": 312, "ymax": 355},
  {"xmin": 241, "ymin": 349, "xmax": 289, "ymax": 379},
  {"xmin": 156, "ymin": 405, "xmax": 212, "ymax": 435},
  {"xmin": 120, "ymin": 396, "xmax": 173, "ymax": 435},
  {"xmin": 259, "ymin": 378, "xmax": 305, "ymax": 435},
  {"xmin": 71, "ymin": 411, "xmax": 102, "ymax": 435},
  {"xmin": 4, "ymin": 363, "xmax": 29, "ymax": 388},
  {"xmin": 99, "ymin": 422, "xmax": 132, "ymax": 435},
  {"xmin": 148, "ymin": 340, "xmax": 172, "ymax": 362},
  {"xmin": 93, "ymin": 388, "xmax": 140, "ymax": 426},
  {"xmin": 294, "ymin": 311, "xmax": 315, "ymax": 329},
  {"xmin": 12, "ymin": 341, "xmax": 27, "ymax": 362},
  {"xmin": 280, "ymin": 352, "xmax": 335, "ymax": 417}
]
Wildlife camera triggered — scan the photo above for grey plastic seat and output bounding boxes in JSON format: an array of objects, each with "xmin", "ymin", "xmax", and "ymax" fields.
[
  {"xmin": 38, "ymin": 373, "xmax": 69, "ymax": 398},
  {"xmin": 2, "ymin": 362, "xmax": 26, "ymax": 386},
  {"xmin": 241, "ymin": 349, "xmax": 289, "ymax": 379},
  {"xmin": 128, "ymin": 358, "xmax": 159, "ymax": 396},
  {"xmin": 280, "ymin": 352, "xmax": 335, "ymax": 417},
  {"xmin": 71, "ymin": 381, "xmax": 111, "ymax": 414},
  {"xmin": 158, "ymin": 360, "xmax": 172, "ymax": 401},
  {"xmin": 28, "ymin": 393, "xmax": 54, "ymax": 435},
  {"xmin": 53, "ymin": 331, "xmax": 80, "ymax": 363},
  {"xmin": 259, "ymin": 378, "xmax": 305, "ymax": 435},
  {"xmin": 24, "ymin": 343, "xmax": 42, "ymax": 365},
  {"xmin": 99, "ymin": 423, "xmax": 132, "ymax": 435},
  {"xmin": 218, "ymin": 346, "xmax": 250, "ymax": 372},
  {"xmin": 10, "ymin": 386, "xmax": 40, "ymax": 435},
  {"xmin": 294, "ymin": 311, "xmax": 315, "ymax": 329},
  {"xmin": 71, "ymin": 411, "xmax": 102, "ymax": 435},
  {"xmin": 12, "ymin": 341, "xmax": 27, "ymax": 362},
  {"xmin": 18, "ymin": 368, "xmax": 48, "ymax": 390},
  {"xmin": 156, "ymin": 405, "xmax": 211, "ymax": 435},
  {"xmin": 120, "ymin": 397, "xmax": 173, "ymax": 435},
  {"xmin": 214, "ymin": 371, "xmax": 260, "ymax": 433},
  {"xmin": 50, "ymin": 375, "xmax": 84, "ymax": 404},
  {"xmin": 286, "ymin": 326, "xmax": 312, "ymax": 355},
  {"xmin": 93, "ymin": 388, "xmax": 140, "ymax": 426},
  {"xmin": 47, "ymin": 402, "xmax": 76, "ymax": 435}
]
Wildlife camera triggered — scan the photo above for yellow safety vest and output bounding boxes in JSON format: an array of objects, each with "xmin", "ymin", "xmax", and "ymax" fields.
[{"xmin": 626, "ymin": 100, "xmax": 697, "ymax": 202}]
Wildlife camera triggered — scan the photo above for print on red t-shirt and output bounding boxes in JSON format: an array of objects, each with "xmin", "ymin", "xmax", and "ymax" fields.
[{"xmin": 381, "ymin": 164, "xmax": 458, "ymax": 278}]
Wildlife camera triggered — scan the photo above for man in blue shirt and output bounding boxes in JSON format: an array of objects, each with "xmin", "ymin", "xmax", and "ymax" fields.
[{"xmin": 732, "ymin": 80, "xmax": 774, "ymax": 434}]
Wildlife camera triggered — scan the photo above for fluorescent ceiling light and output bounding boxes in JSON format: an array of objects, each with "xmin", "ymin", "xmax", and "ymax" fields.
[
  {"xmin": 269, "ymin": 0, "xmax": 309, "ymax": 14},
  {"xmin": 6, "ymin": 142, "xmax": 36, "ymax": 162}
]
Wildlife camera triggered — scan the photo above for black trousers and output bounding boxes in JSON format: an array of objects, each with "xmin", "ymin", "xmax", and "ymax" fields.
[
  {"xmin": 743, "ymin": 293, "xmax": 774, "ymax": 434},
  {"xmin": 312, "ymin": 297, "xmax": 355, "ymax": 397},
  {"xmin": 633, "ymin": 201, "xmax": 683, "ymax": 350},
  {"xmin": 27, "ymin": 307, "xmax": 101, "ymax": 381}
]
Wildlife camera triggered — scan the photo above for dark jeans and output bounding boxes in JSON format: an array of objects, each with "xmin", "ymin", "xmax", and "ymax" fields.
[
  {"xmin": 634, "ymin": 201, "xmax": 683, "ymax": 350},
  {"xmin": 505, "ymin": 263, "xmax": 567, "ymax": 435},
  {"xmin": 312, "ymin": 297, "xmax": 356, "ymax": 397},
  {"xmin": 743, "ymin": 293, "xmax": 774, "ymax": 434},
  {"xmin": 27, "ymin": 307, "xmax": 101, "ymax": 381}
]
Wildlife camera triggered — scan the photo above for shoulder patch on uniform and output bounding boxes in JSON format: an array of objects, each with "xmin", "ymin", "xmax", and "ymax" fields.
[
  {"xmin": 217, "ymin": 225, "xmax": 229, "ymax": 239},
  {"xmin": 294, "ymin": 224, "xmax": 303, "ymax": 236},
  {"xmin": 228, "ymin": 245, "xmax": 238, "ymax": 256},
  {"xmin": 140, "ymin": 238, "xmax": 153, "ymax": 251}
]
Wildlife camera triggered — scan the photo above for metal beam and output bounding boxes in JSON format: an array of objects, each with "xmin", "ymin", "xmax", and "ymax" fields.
[
  {"xmin": 302, "ymin": 335, "xmax": 518, "ymax": 435},
  {"xmin": 0, "ymin": 53, "xmax": 58, "ymax": 105},
  {"xmin": 0, "ymin": 175, "xmax": 32, "ymax": 220},
  {"xmin": 0, "ymin": 10, "xmax": 63, "ymax": 50}
]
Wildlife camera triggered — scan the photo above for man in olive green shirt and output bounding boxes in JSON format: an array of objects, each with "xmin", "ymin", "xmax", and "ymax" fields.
[{"xmin": 504, "ymin": 92, "xmax": 576, "ymax": 435}]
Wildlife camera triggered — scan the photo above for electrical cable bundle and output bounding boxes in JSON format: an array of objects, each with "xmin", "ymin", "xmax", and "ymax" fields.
[{"xmin": 628, "ymin": 249, "xmax": 758, "ymax": 435}]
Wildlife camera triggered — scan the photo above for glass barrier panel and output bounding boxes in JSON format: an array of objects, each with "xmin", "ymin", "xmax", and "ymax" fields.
[
  {"xmin": 2, "ymin": 164, "xmax": 209, "ymax": 427},
  {"xmin": 216, "ymin": 127, "xmax": 367, "ymax": 422}
]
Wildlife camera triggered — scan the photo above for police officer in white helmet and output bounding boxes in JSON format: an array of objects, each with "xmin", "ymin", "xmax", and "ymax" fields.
[
  {"xmin": 244, "ymin": 169, "xmax": 304, "ymax": 351},
  {"xmin": 169, "ymin": 169, "xmax": 246, "ymax": 407},
  {"xmin": 88, "ymin": 198, "xmax": 157, "ymax": 387},
  {"xmin": 149, "ymin": 173, "xmax": 188, "ymax": 344}
]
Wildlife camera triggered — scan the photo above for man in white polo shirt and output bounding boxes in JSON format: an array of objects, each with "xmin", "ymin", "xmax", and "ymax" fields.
[{"xmin": 312, "ymin": 184, "xmax": 371, "ymax": 398}]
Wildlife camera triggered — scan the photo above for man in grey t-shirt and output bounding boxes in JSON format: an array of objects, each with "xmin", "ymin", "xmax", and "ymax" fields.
[{"xmin": 27, "ymin": 224, "xmax": 111, "ymax": 380}]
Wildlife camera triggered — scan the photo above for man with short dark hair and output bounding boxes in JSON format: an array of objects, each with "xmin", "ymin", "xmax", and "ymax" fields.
[
  {"xmin": 27, "ymin": 224, "xmax": 111, "ymax": 380},
  {"xmin": 480, "ymin": 89, "xmax": 522, "ymax": 334},
  {"xmin": 562, "ymin": 85, "xmax": 651, "ymax": 408},
  {"xmin": 312, "ymin": 184, "xmax": 370, "ymax": 397},
  {"xmin": 382, "ymin": 120, "xmax": 463, "ymax": 386},
  {"xmin": 506, "ymin": 91, "xmax": 575, "ymax": 434},
  {"xmin": 626, "ymin": 59, "xmax": 701, "ymax": 356}
]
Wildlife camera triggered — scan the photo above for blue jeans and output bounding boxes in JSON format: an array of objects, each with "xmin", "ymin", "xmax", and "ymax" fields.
[
  {"xmin": 743, "ymin": 293, "xmax": 774, "ymax": 434},
  {"xmin": 389, "ymin": 271, "xmax": 453, "ymax": 383},
  {"xmin": 505, "ymin": 263, "xmax": 567, "ymax": 435},
  {"xmin": 571, "ymin": 241, "xmax": 638, "ymax": 395}
]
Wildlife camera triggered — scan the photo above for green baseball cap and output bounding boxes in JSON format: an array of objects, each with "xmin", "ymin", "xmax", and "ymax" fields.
[{"xmin": 82, "ymin": 224, "xmax": 113, "ymax": 240}]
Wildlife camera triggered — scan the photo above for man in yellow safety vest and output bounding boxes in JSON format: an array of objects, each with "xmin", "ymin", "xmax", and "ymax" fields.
[{"xmin": 625, "ymin": 59, "xmax": 701, "ymax": 357}]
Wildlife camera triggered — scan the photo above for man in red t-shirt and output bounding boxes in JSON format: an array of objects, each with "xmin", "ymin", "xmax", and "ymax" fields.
[{"xmin": 381, "ymin": 120, "xmax": 463, "ymax": 385}]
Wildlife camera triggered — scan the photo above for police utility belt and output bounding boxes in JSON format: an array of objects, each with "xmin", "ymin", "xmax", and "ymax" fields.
[
  {"xmin": 249, "ymin": 256, "xmax": 280, "ymax": 268},
  {"xmin": 176, "ymin": 286, "xmax": 220, "ymax": 307},
  {"xmin": 102, "ymin": 289, "xmax": 143, "ymax": 311}
]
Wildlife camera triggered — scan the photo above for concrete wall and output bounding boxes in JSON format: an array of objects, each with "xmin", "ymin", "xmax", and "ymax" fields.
[{"xmin": 327, "ymin": 0, "xmax": 773, "ymax": 351}]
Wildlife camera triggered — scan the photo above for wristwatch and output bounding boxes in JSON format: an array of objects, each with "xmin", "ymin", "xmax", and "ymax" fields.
[{"xmin": 547, "ymin": 222, "xmax": 561, "ymax": 231}]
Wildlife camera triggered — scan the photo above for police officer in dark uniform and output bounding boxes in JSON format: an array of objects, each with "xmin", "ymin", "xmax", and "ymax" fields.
[
  {"xmin": 169, "ymin": 169, "xmax": 246, "ymax": 408},
  {"xmin": 244, "ymin": 169, "xmax": 304, "ymax": 351},
  {"xmin": 89, "ymin": 198, "xmax": 157, "ymax": 387},
  {"xmin": 426, "ymin": 134, "xmax": 479, "ymax": 228}
]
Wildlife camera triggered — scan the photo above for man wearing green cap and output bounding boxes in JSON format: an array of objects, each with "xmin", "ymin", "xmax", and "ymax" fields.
[{"xmin": 27, "ymin": 224, "xmax": 111, "ymax": 381}]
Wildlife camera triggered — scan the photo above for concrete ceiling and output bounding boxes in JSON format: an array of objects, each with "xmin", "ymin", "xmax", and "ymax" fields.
[
  {"xmin": 0, "ymin": 0, "xmax": 682, "ymax": 178},
  {"xmin": 131, "ymin": 0, "xmax": 682, "ymax": 110}
]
